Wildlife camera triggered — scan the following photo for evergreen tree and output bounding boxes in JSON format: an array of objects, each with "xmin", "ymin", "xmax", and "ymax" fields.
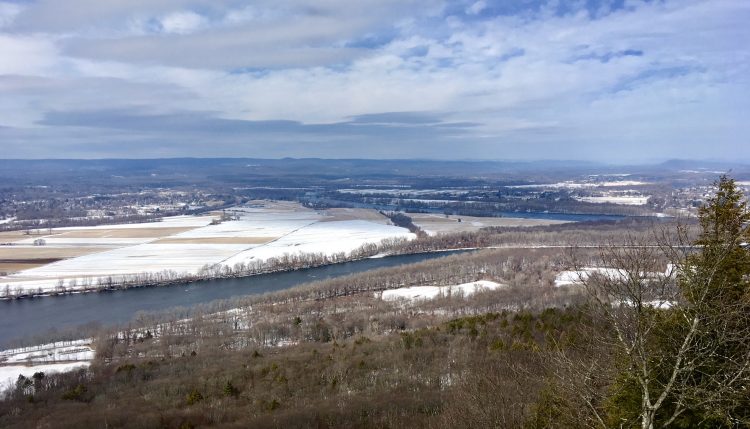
[
  {"xmin": 677, "ymin": 176, "xmax": 750, "ymax": 425},
  {"xmin": 561, "ymin": 176, "xmax": 750, "ymax": 428},
  {"xmin": 691, "ymin": 175, "xmax": 750, "ymax": 303}
]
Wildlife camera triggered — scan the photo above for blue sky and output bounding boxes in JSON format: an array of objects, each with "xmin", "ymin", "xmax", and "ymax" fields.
[{"xmin": 0, "ymin": 0, "xmax": 747, "ymax": 162}]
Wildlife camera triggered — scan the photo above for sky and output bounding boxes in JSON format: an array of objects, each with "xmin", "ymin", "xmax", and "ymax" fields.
[{"xmin": 0, "ymin": 0, "xmax": 748, "ymax": 162}]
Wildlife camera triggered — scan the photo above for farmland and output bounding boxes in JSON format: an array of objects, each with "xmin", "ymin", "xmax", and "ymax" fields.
[{"xmin": 0, "ymin": 201, "xmax": 415, "ymax": 296}]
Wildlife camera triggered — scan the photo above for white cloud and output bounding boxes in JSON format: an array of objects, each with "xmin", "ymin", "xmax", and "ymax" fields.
[
  {"xmin": 160, "ymin": 11, "xmax": 207, "ymax": 34},
  {"xmin": 466, "ymin": 1, "xmax": 487, "ymax": 15},
  {"xmin": 0, "ymin": 2, "xmax": 22, "ymax": 29},
  {"xmin": 0, "ymin": 34, "xmax": 59, "ymax": 75},
  {"xmin": 0, "ymin": 0, "xmax": 747, "ymax": 161}
]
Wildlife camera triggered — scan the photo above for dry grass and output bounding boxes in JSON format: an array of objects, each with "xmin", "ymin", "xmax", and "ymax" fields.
[
  {"xmin": 0, "ymin": 246, "xmax": 112, "ymax": 275},
  {"xmin": 56, "ymin": 227, "xmax": 197, "ymax": 239},
  {"xmin": 153, "ymin": 237, "xmax": 275, "ymax": 244},
  {"xmin": 0, "ymin": 247, "xmax": 110, "ymax": 259},
  {"xmin": 321, "ymin": 208, "xmax": 390, "ymax": 224},
  {"xmin": 410, "ymin": 213, "xmax": 570, "ymax": 235},
  {"xmin": 0, "ymin": 262, "xmax": 49, "ymax": 273},
  {"xmin": 0, "ymin": 231, "xmax": 62, "ymax": 243}
]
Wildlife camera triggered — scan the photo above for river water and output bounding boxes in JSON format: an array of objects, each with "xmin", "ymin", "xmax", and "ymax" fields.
[{"xmin": 0, "ymin": 251, "xmax": 464, "ymax": 347}]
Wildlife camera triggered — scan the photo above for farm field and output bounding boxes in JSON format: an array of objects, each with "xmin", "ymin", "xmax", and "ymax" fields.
[
  {"xmin": 409, "ymin": 213, "xmax": 570, "ymax": 235},
  {"xmin": 0, "ymin": 202, "xmax": 415, "ymax": 295}
]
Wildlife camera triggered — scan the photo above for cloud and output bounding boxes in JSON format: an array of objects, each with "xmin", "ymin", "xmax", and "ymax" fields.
[
  {"xmin": 0, "ymin": 0, "xmax": 747, "ymax": 161},
  {"xmin": 159, "ymin": 11, "xmax": 207, "ymax": 35},
  {"xmin": 0, "ymin": 2, "xmax": 22, "ymax": 29},
  {"xmin": 466, "ymin": 1, "xmax": 487, "ymax": 16},
  {"xmin": 38, "ymin": 108, "xmax": 477, "ymax": 138}
]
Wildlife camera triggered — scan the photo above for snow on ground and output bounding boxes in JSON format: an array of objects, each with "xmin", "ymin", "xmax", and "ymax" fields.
[
  {"xmin": 396, "ymin": 199, "xmax": 479, "ymax": 204},
  {"xmin": 7, "ymin": 243, "xmax": 249, "ymax": 284},
  {"xmin": 555, "ymin": 266, "xmax": 672, "ymax": 287},
  {"xmin": 508, "ymin": 181, "xmax": 650, "ymax": 189},
  {"xmin": 1, "ymin": 339, "xmax": 95, "ymax": 393},
  {"xmin": 573, "ymin": 195, "xmax": 650, "ymax": 205},
  {"xmin": 58, "ymin": 215, "xmax": 216, "ymax": 230},
  {"xmin": 1, "ymin": 340, "xmax": 94, "ymax": 364},
  {"xmin": 337, "ymin": 188, "xmax": 470, "ymax": 196},
  {"xmin": 169, "ymin": 211, "xmax": 319, "ymax": 239},
  {"xmin": 1, "ymin": 362, "xmax": 90, "ymax": 393},
  {"xmin": 380, "ymin": 280, "xmax": 504, "ymax": 302},
  {"xmin": 222, "ymin": 220, "xmax": 414, "ymax": 266},
  {"xmin": 2, "ymin": 203, "xmax": 415, "ymax": 294},
  {"xmin": 597, "ymin": 181, "xmax": 650, "ymax": 187},
  {"xmin": 12, "ymin": 215, "xmax": 218, "ymax": 247},
  {"xmin": 554, "ymin": 267, "xmax": 635, "ymax": 287},
  {"xmin": 623, "ymin": 300, "xmax": 675, "ymax": 309},
  {"xmin": 171, "ymin": 219, "xmax": 302, "ymax": 239},
  {"xmin": 15, "ymin": 237, "xmax": 153, "ymax": 246}
]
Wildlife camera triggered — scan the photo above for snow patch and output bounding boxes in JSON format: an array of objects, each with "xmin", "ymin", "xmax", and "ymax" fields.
[
  {"xmin": 1, "ymin": 362, "xmax": 90, "ymax": 393},
  {"xmin": 380, "ymin": 280, "xmax": 504, "ymax": 302},
  {"xmin": 573, "ymin": 195, "xmax": 650, "ymax": 205}
]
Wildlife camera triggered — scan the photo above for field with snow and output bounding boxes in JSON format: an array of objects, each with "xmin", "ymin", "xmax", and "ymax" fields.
[
  {"xmin": 410, "ymin": 213, "xmax": 569, "ymax": 236},
  {"xmin": 380, "ymin": 280, "xmax": 504, "ymax": 302},
  {"xmin": 336, "ymin": 188, "xmax": 470, "ymax": 196},
  {"xmin": 507, "ymin": 180, "xmax": 650, "ymax": 189},
  {"xmin": 0, "ymin": 340, "xmax": 94, "ymax": 392},
  {"xmin": 554, "ymin": 265, "xmax": 674, "ymax": 287},
  {"xmin": 573, "ymin": 195, "xmax": 651, "ymax": 205},
  {"xmin": 0, "ymin": 202, "xmax": 415, "ymax": 295}
]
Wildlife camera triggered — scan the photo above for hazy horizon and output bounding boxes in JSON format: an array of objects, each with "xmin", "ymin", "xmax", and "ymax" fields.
[{"xmin": 0, "ymin": 156, "xmax": 748, "ymax": 169}]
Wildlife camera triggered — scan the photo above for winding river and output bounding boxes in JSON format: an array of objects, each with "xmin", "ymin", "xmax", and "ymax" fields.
[{"xmin": 0, "ymin": 251, "xmax": 465, "ymax": 347}]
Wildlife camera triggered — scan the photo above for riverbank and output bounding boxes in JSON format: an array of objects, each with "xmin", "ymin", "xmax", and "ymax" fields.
[{"xmin": 0, "ymin": 251, "xmax": 471, "ymax": 347}]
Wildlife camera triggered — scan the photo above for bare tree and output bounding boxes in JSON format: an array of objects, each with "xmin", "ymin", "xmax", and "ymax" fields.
[{"xmin": 557, "ymin": 177, "xmax": 750, "ymax": 429}]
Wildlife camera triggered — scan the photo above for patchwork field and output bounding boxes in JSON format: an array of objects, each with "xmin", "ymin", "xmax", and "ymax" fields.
[
  {"xmin": 0, "ymin": 202, "xmax": 415, "ymax": 295},
  {"xmin": 50, "ymin": 227, "xmax": 197, "ymax": 239},
  {"xmin": 573, "ymin": 195, "xmax": 651, "ymax": 205},
  {"xmin": 1, "ymin": 201, "xmax": 583, "ymax": 296},
  {"xmin": 153, "ymin": 237, "xmax": 273, "ymax": 244},
  {"xmin": 0, "ymin": 247, "xmax": 111, "ymax": 274},
  {"xmin": 0, "ymin": 231, "xmax": 54, "ymax": 244}
]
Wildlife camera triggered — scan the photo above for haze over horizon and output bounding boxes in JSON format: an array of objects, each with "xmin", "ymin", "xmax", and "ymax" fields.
[{"xmin": 1, "ymin": 0, "xmax": 747, "ymax": 161}]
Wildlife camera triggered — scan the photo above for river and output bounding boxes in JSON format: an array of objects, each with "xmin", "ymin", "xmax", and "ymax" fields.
[{"xmin": 0, "ymin": 251, "xmax": 465, "ymax": 347}]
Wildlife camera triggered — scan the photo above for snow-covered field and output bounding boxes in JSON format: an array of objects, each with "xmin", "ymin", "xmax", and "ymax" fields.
[
  {"xmin": 0, "ymin": 340, "xmax": 94, "ymax": 392},
  {"xmin": 508, "ymin": 180, "xmax": 650, "ymax": 189},
  {"xmin": 222, "ymin": 220, "xmax": 412, "ymax": 266},
  {"xmin": 1, "ymin": 202, "xmax": 415, "ymax": 295},
  {"xmin": 380, "ymin": 280, "xmax": 504, "ymax": 302},
  {"xmin": 0, "ymin": 339, "xmax": 94, "ymax": 364},
  {"xmin": 573, "ymin": 195, "xmax": 650, "ymax": 205},
  {"xmin": 554, "ymin": 266, "xmax": 674, "ymax": 287},
  {"xmin": 0, "ymin": 362, "xmax": 90, "ymax": 392},
  {"xmin": 337, "ymin": 188, "xmax": 470, "ymax": 196}
]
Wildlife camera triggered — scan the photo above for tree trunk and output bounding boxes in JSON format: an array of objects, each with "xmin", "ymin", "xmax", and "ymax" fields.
[{"xmin": 642, "ymin": 411, "xmax": 654, "ymax": 429}]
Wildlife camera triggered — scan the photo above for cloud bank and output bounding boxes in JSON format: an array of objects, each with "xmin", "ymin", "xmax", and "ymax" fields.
[{"xmin": 0, "ymin": 0, "xmax": 747, "ymax": 161}]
